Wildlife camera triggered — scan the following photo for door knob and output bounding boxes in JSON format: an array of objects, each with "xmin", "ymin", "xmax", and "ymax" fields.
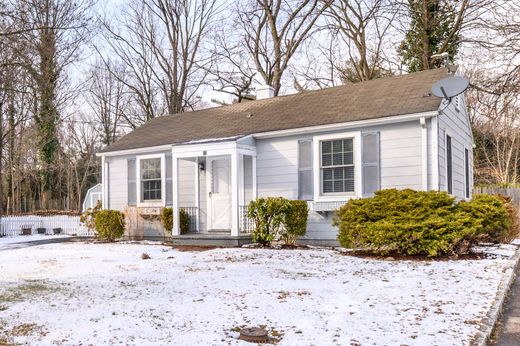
[{"xmin": 209, "ymin": 192, "xmax": 212, "ymax": 197}]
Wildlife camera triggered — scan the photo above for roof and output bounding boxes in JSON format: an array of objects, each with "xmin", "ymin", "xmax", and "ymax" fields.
[{"xmin": 100, "ymin": 68, "xmax": 449, "ymax": 153}]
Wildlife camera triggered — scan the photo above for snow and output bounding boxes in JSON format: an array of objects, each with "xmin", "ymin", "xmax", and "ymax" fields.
[
  {"xmin": 0, "ymin": 234, "xmax": 71, "ymax": 245},
  {"xmin": 0, "ymin": 242, "xmax": 516, "ymax": 345}
]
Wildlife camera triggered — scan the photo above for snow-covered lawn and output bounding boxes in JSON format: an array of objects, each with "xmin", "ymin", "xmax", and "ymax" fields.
[
  {"xmin": 0, "ymin": 242, "xmax": 517, "ymax": 345},
  {"xmin": 0, "ymin": 234, "xmax": 72, "ymax": 245}
]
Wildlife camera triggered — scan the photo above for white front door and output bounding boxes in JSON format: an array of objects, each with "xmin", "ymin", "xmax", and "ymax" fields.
[{"xmin": 207, "ymin": 157, "xmax": 231, "ymax": 230}]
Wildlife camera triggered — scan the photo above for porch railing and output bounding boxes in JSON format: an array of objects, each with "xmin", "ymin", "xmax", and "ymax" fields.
[
  {"xmin": 239, "ymin": 205, "xmax": 255, "ymax": 234},
  {"xmin": 181, "ymin": 207, "xmax": 198, "ymax": 233}
]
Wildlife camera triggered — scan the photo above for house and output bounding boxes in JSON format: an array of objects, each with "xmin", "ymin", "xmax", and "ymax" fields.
[{"xmin": 97, "ymin": 68, "xmax": 473, "ymax": 246}]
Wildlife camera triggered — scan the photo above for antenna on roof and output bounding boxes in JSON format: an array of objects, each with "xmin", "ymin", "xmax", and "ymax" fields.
[{"xmin": 431, "ymin": 75, "xmax": 469, "ymax": 101}]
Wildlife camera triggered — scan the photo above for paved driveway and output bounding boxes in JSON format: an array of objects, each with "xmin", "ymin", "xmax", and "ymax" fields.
[{"xmin": 490, "ymin": 270, "xmax": 520, "ymax": 345}]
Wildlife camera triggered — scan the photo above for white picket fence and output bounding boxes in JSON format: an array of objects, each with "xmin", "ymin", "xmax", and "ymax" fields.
[{"xmin": 0, "ymin": 215, "xmax": 94, "ymax": 237}]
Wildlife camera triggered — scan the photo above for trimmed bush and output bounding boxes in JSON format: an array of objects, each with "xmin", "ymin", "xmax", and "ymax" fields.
[
  {"xmin": 458, "ymin": 194, "xmax": 514, "ymax": 243},
  {"xmin": 335, "ymin": 189, "xmax": 516, "ymax": 257},
  {"xmin": 180, "ymin": 209, "xmax": 190, "ymax": 234},
  {"xmin": 161, "ymin": 207, "xmax": 173, "ymax": 234},
  {"xmin": 161, "ymin": 207, "xmax": 190, "ymax": 234},
  {"xmin": 334, "ymin": 189, "xmax": 482, "ymax": 257},
  {"xmin": 248, "ymin": 197, "xmax": 291, "ymax": 245},
  {"xmin": 94, "ymin": 209, "xmax": 126, "ymax": 241},
  {"xmin": 280, "ymin": 200, "xmax": 309, "ymax": 245}
]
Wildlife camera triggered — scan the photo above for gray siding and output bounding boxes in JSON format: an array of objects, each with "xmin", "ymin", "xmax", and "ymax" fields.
[
  {"xmin": 178, "ymin": 158, "xmax": 197, "ymax": 207},
  {"xmin": 106, "ymin": 155, "xmax": 128, "ymax": 211},
  {"xmin": 255, "ymin": 120, "xmax": 425, "ymax": 240},
  {"xmin": 437, "ymin": 95, "xmax": 473, "ymax": 199}
]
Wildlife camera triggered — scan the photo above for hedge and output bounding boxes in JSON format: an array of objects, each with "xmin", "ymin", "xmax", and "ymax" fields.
[{"xmin": 334, "ymin": 189, "xmax": 514, "ymax": 257}]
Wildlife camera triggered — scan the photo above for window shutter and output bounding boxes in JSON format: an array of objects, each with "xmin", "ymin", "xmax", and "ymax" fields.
[
  {"xmin": 298, "ymin": 139, "xmax": 313, "ymax": 200},
  {"xmin": 127, "ymin": 158, "xmax": 137, "ymax": 206},
  {"xmin": 165, "ymin": 154, "xmax": 173, "ymax": 206},
  {"xmin": 362, "ymin": 132, "xmax": 380, "ymax": 197}
]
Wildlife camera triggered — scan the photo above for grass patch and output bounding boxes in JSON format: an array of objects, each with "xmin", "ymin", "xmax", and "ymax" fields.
[{"xmin": 0, "ymin": 280, "xmax": 56, "ymax": 303}]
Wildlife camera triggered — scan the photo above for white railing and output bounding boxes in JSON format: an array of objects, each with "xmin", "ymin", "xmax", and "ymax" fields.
[
  {"xmin": 181, "ymin": 207, "xmax": 198, "ymax": 233},
  {"xmin": 0, "ymin": 215, "xmax": 94, "ymax": 237},
  {"xmin": 239, "ymin": 206, "xmax": 254, "ymax": 234}
]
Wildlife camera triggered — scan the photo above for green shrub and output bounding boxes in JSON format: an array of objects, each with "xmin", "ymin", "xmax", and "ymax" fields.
[
  {"xmin": 180, "ymin": 209, "xmax": 190, "ymax": 234},
  {"xmin": 248, "ymin": 197, "xmax": 291, "ymax": 245},
  {"xmin": 161, "ymin": 207, "xmax": 173, "ymax": 234},
  {"xmin": 161, "ymin": 207, "xmax": 190, "ymax": 234},
  {"xmin": 94, "ymin": 209, "xmax": 126, "ymax": 241},
  {"xmin": 280, "ymin": 200, "xmax": 309, "ymax": 245},
  {"xmin": 458, "ymin": 194, "xmax": 513, "ymax": 243},
  {"xmin": 334, "ymin": 189, "xmax": 480, "ymax": 257}
]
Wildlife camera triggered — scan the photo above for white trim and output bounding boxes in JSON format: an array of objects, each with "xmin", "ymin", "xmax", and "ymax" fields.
[
  {"xmin": 136, "ymin": 153, "xmax": 166, "ymax": 207},
  {"xmin": 195, "ymin": 157, "xmax": 200, "ymax": 231},
  {"xmin": 431, "ymin": 116, "xmax": 439, "ymax": 190},
  {"xmin": 172, "ymin": 155, "xmax": 180, "ymax": 235},
  {"xmin": 101, "ymin": 157, "xmax": 105, "ymax": 209},
  {"xmin": 463, "ymin": 145, "xmax": 471, "ymax": 200},
  {"xmin": 231, "ymin": 152, "xmax": 239, "ymax": 236},
  {"xmin": 420, "ymin": 117, "xmax": 428, "ymax": 191},
  {"xmin": 312, "ymin": 131, "xmax": 362, "ymax": 202},
  {"xmin": 445, "ymin": 130, "xmax": 453, "ymax": 195},
  {"xmin": 252, "ymin": 155, "xmax": 257, "ymax": 200},
  {"xmin": 254, "ymin": 111, "xmax": 438, "ymax": 139},
  {"xmin": 97, "ymin": 144, "xmax": 172, "ymax": 157}
]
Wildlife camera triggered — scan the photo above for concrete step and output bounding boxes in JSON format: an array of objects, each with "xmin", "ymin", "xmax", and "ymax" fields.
[{"xmin": 170, "ymin": 234, "xmax": 252, "ymax": 247}]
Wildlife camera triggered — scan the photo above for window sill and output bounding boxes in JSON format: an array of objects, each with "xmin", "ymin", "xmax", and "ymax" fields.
[{"xmin": 137, "ymin": 201, "xmax": 165, "ymax": 208}]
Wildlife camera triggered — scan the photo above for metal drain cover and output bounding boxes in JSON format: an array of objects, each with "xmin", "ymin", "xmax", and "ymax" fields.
[{"xmin": 239, "ymin": 327, "xmax": 269, "ymax": 343}]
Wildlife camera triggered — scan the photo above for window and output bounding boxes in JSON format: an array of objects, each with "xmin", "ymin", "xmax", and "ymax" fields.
[
  {"xmin": 465, "ymin": 148, "xmax": 470, "ymax": 198},
  {"xmin": 446, "ymin": 135, "xmax": 453, "ymax": 194},
  {"xmin": 320, "ymin": 138, "xmax": 355, "ymax": 194},
  {"xmin": 298, "ymin": 139, "xmax": 313, "ymax": 200},
  {"xmin": 140, "ymin": 158, "xmax": 162, "ymax": 201}
]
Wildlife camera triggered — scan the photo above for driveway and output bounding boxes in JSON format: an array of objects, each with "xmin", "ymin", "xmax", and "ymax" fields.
[{"xmin": 490, "ymin": 268, "xmax": 520, "ymax": 345}]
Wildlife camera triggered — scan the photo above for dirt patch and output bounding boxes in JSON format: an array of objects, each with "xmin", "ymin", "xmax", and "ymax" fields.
[
  {"xmin": 10, "ymin": 323, "xmax": 47, "ymax": 337},
  {"xmin": 0, "ymin": 280, "xmax": 57, "ymax": 303}
]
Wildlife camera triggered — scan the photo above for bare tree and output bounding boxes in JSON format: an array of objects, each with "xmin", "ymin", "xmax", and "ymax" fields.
[
  {"xmin": 207, "ymin": 28, "xmax": 257, "ymax": 104},
  {"xmin": 101, "ymin": 0, "xmax": 220, "ymax": 126},
  {"xmin": 323, "ymin": 0, "xmax": 397, "ymax": 82},
  {"xmin": 238, "ymin": 0, "xmax": 331, "ymax": 96},
  {"xmin": 86, "ymin": 60, "xmax": 128, "ymax": 146}
]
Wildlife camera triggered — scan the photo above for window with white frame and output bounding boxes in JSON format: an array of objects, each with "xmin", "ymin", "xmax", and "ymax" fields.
[
  {"xmin": 140, "ymin": 158, "xmax": 162, "ymax": 201},
  {"xmin": 320, "ymin": 138, "xmax": 355, "ymax": 194}
]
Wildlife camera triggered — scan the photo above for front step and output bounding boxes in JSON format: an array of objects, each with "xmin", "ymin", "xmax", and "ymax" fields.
[{"xmin": 170, "ymin": 234, "xmax": 252, "ymax": 247}]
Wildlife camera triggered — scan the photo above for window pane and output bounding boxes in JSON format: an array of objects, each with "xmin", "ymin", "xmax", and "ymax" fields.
[
  {"xmin": 322, "ymin": 153, "xmax": 332, "ymax": 167},
  {"xmin": 332, "ymin": 140, "xmax": 342, "ymax": 153},
  {"xmin": 322, "ymin": 141, "xmax": 331, "ymax": 154},
  {"xmin": 344, "ymin": 166, "xmax": 354, "ymax": 180},
  {"xmin": 323, "ymin": 168, "xmax": 333, "ymax": 180},
  {"xmin": 323, "ymin": 180, "xmax": 333, "ymax": 193},
  {"xmin": 332, "ymin": 153, "xmax": 343, "ymax": 166},
  {"xmin": 343, "ymin": 139, "xmax": 353, "ymax": 151},
  {"xmin": 343, "ymin": 152, "xmax": 353, "ymax": 165},
  {"xmin": 345, "ymin": 179, "xmax": 355, "ymax": 192}
]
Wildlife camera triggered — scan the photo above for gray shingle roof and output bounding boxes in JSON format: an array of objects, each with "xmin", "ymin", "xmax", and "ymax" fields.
[{"xmin": 100, "ymin": 68, "xmax": 448, "ymax": 153}]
